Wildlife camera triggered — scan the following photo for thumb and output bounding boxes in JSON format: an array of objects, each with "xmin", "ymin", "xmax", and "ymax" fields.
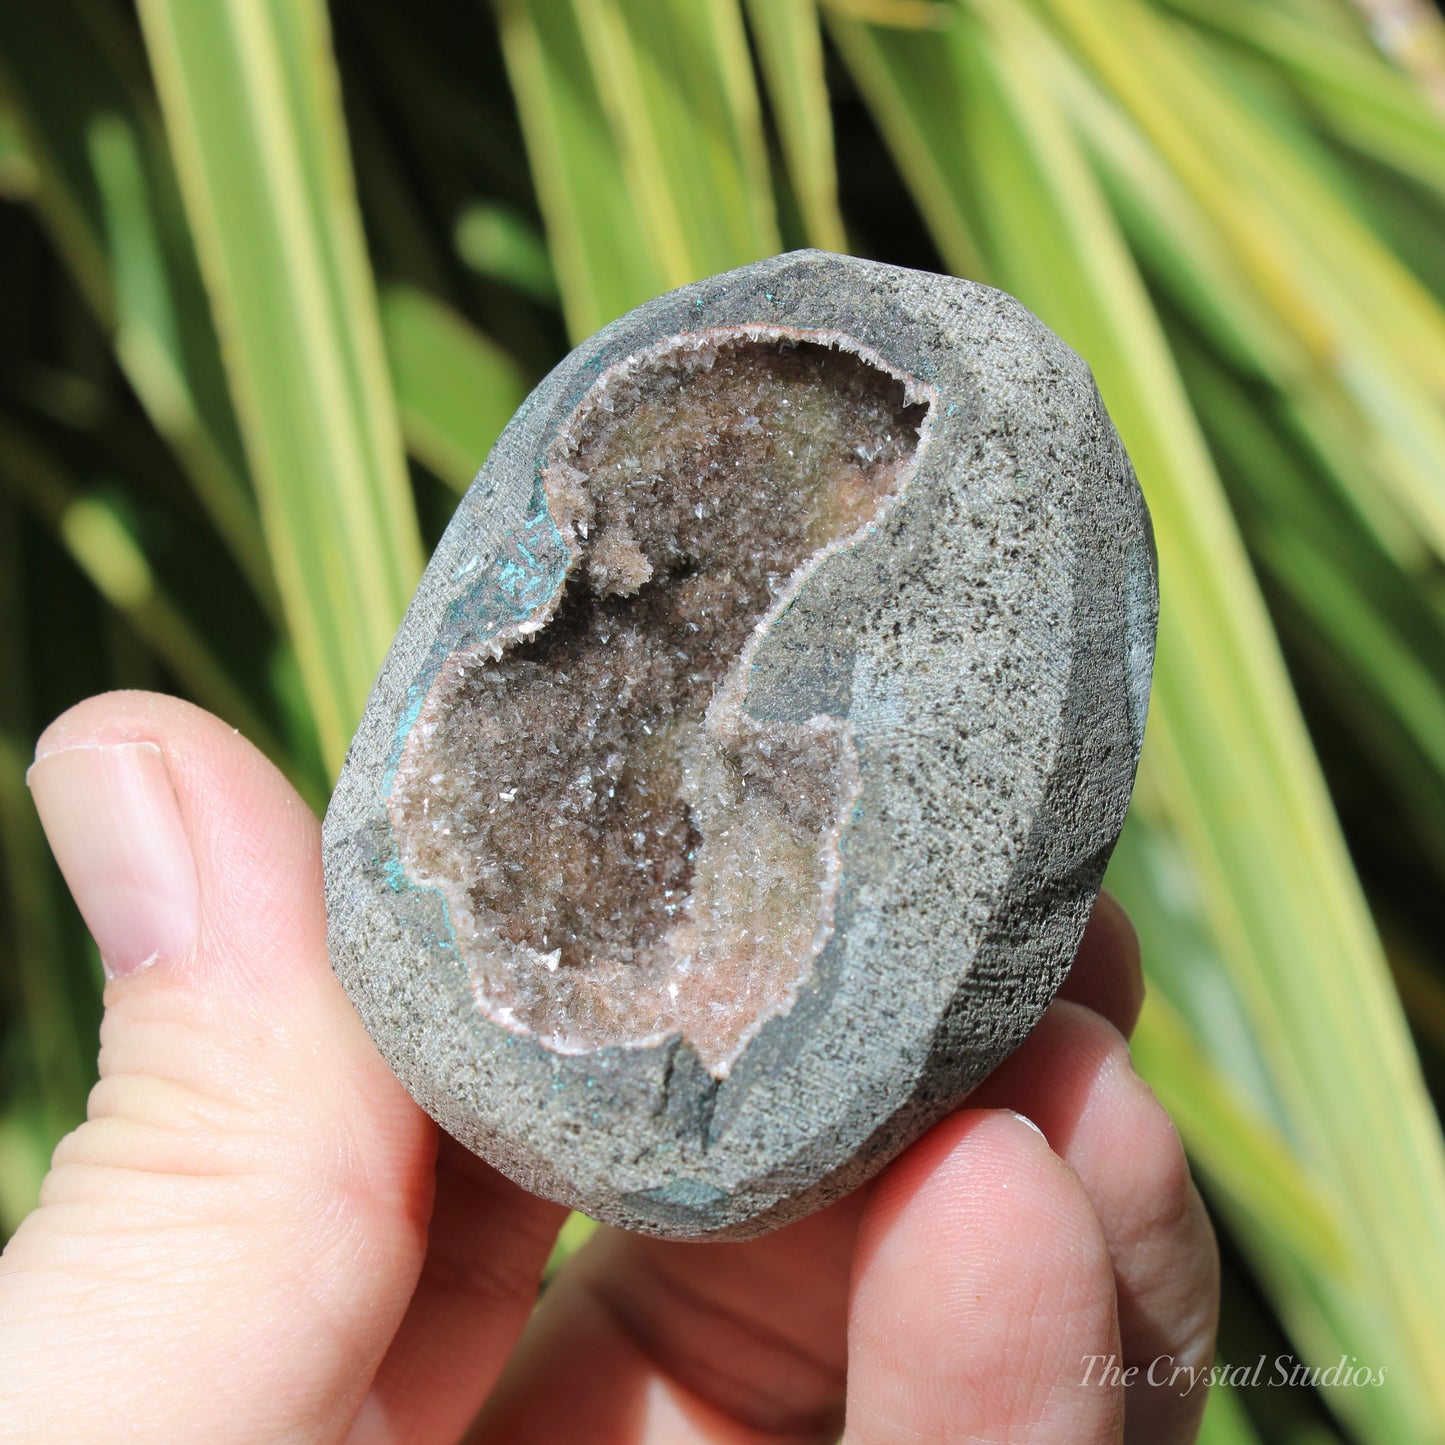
[{"xmin": 1, "ymin": 692, "xmax": 436, "ymax": 1443}]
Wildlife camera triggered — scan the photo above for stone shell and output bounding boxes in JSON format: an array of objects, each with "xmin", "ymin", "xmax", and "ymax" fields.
[{"xmin": 323, "ymin": 250, "xmax": 1157, "ymax": 1240}]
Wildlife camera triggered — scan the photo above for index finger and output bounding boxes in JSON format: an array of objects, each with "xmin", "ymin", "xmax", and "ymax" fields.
[{"xmin": 843, "ymin": 1109, "xmax": 1125, "ymax": 1444}]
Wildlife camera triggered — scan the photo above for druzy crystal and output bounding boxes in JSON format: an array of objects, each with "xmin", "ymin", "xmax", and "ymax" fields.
[{"xmin": 389, "ymin": 331, "xmax": 930, "ymax": 1075}]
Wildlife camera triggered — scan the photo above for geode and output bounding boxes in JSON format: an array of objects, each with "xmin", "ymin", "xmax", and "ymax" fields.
[{"xmin": 323, "ymin": 250, "xmax": 1156, "ymax": 1240}]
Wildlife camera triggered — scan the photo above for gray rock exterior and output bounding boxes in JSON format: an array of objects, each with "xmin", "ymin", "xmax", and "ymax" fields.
[{"xmin": 323, "ymin": 250, "xmax": 1156, "ymax": 1240}]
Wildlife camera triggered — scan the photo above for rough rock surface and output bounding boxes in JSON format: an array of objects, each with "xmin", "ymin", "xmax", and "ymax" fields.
[{"xmin": 323, "ymin": 251, "xmax": 1157, "ymax": 1240}]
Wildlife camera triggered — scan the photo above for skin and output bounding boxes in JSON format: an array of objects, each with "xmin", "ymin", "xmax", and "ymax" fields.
[{"xmin": 0, "ymin": 691, "xmax": 1218, "ymax": 1443}]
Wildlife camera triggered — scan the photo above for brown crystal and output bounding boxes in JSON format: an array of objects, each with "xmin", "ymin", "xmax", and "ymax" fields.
[{"xmin": 389, "ymin": 328, "xmax": 930, "ymax": 1075}]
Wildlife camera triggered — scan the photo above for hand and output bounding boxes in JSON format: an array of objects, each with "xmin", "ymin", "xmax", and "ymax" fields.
[{"xmin": 2, "ymin": 692, "xmax": 1218, "ymax": 1443}]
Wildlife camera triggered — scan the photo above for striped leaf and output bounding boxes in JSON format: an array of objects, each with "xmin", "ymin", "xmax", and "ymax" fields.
[{"xmin": 136, "ymin": 0, "xmax": 423, "ymax": 774}]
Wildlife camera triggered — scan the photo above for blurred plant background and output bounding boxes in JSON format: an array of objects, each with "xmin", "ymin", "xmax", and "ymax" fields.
[{"xmin": 3, "ymin": 0, "xmax": 1445, "ymax": 1439}]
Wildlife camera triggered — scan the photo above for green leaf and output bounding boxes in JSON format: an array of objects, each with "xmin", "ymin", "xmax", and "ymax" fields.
[
  {"xmin": 381, "ymin": 285, "xmax": 531, "ymax": 494},
  {"xmin": 744, "ymin": 0, "xmax": 849, "ymax": 251},
  {"xmin": 1196, "ymin": 1378, "xmax": 1265, "ymax": 1445},
  {"xmin": 86, "ymin": 114, "xmax": 280, "ymax": 620},
  {"xmin": 1163, "ymin": 0, "xmax": 1445, "ymax": 196},
  {"xmin": 136, "ymin": 0, "xmax": 424, "ymax": 775},
  {"xmin": 0, "ymin": 3, "xmax": 275, "ymax": 615},
  {"xmin": 824, "ymin": 16, "xmax": 989, "ymax": 279},
  {"xmin": 493, "ymin": 0, "xmax": 663, "ymax": 337},
  {"xmin": 454, "ymin": 201, "xmax": 558, "ymax": 303},
  {"xmin": 1134, "ymin": 989, "xmax": 1346, "ymax": 1274},
  {"xmin": 1035, "ymin": 0, "xmax": 1445, "ymax": 566},
  {"xmin": 0, "ymin": 416, "xmax": 292, "ymax": 780},
  {"xmin": 495, "ymin": 0, "xmax": 778, "ymax": 339}
]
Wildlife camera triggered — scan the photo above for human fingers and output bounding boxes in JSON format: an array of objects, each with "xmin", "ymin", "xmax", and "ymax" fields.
[
  {"xmin": 971, "ymin": 1000, "xmax": 1219, "ymax": 1443},
  {"xmin": 349, "ymin": 1135, "xmax": 566, "ymax": 1444},
  {"xmin": 1059, "ymin": 889, "xmax": 1144, "ymax": 1038},
  {"xmin": 468, "ymin": 1194, "xmax": 866, "ymax": 1445},
  {"xmin": 843, "ymin": 1108, "xmax": 1125, "ymax": 1443},
  {"xmin": 0, "ymin": 692, "xmax": 542, "ymax": 1442}
]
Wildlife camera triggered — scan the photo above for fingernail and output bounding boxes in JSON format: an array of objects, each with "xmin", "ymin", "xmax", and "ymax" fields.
[
  {"xmin": 28, "ymin": 742, "xmax": 199, "ymax": 979},
  {"xmin": 1004, "ymin": 1109, "xmax": 1049, "ymax": 1143}
]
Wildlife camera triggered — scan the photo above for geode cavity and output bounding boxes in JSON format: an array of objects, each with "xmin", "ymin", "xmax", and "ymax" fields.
[{"xmin": 323, "ymin": 251, "xmax": 1156, "ymax": 1239}]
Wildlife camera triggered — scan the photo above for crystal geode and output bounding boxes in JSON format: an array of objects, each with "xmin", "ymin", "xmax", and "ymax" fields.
[{"xmin": 323, "ymin": 251, "xmax": 1156, "ymax": 1239}]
